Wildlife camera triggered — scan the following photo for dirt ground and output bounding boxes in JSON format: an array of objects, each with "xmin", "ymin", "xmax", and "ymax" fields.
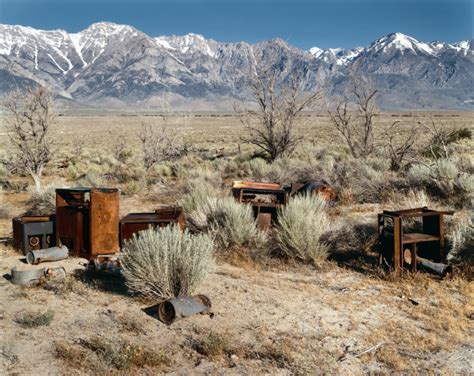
[{"xmin": 0, "ymin": 243, "xmax": 472, "ymax": 375}]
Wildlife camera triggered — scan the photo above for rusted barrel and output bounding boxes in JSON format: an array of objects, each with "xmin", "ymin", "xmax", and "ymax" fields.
[
  {"xmin": 26, "ymin": 246, "xmax": 68, "ymax": 265},
  {"xmin": 11, "ymin": 267, "xmax": 45, "ymax": 285},
  {"xmin": 158, "ymin": 295, "xmax": 212, "ymax": 325}
]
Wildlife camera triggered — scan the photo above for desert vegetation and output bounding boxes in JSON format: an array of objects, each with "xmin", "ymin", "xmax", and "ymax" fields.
[{"xmin": 0, "ymin": 85, "xmax": 472, "ymax": 374}]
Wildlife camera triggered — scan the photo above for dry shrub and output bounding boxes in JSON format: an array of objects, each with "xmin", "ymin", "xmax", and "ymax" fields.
[
  {"xmin": 0, "ymin": 202, "xmax": 11, "ymax": 219},
  {"xmin": 179, "ymin": 171, "xmax": 223, "ymax": 213},
  {"xmin": 275, "ymin": 194, "xmax": 331, "ymax": 263},
  {"xmin": 188, "ymin": 196, "xmax": 266, "ymax": 250},
  {"xmin": 25, "ymin": 184, "xmax": 57, "ymax": 215},
  {"xmin": 192, "ymin": 331, "xmax": 229, "ymax": 359},
  {"xmin": 121, "ymin": 226, "xmax": 214, "ymax": 299},
  {"xmin": 80, "ymin": 336, "xmax": 169, "ymax": 370},
  {"xmin": 56, "ymin": 336, "xmax": 170, "ymax": 372},
  {"xmin": 406, "ymin": 158, "xmax": 473, "ymax": 207},
  {"xmin": 446, "ymin": 211, "xmax": 474, "ymax": 265},
  {"xmin": 15, "ymin": 309, "xmax": 54, "ymax": 328}
]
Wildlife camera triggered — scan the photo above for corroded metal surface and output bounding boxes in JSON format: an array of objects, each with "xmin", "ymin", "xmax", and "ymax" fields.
[
  {"xmin": 12, "ymin": 215, "xmax": 55, "ymax": 255},
  {"xmin": 120, "ymin": 207, "xmax": 185, "ymax": 245},
  {"xmin": 56, "ymin": 188, "xmax": 119, "ymax": 260}
]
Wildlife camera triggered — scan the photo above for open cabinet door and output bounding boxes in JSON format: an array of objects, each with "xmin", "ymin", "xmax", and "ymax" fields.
[{"xmin": 89, "ymin": 189, "xmax": 120, "ymax": 257}]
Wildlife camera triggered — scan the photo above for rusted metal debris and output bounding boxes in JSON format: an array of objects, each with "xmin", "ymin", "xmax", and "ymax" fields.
[
  {"xmin": 378, "ymin": 207, "xmax": 454, "ymax": 276},
  {"xmin": 88, "ymin": 256, "xmax": 122, "ymax": 276},
  {"xmin": 56, "ymin": 188, "xmax": 120, "ymax": 260},
  {"xmin": 153, "ymin": 294, "xmax": 212, "ymax": 325},
  {"xmin": 12, "ymin": 215, "xmax": 55, "ymax": 255},
  {"xmin": 119, "ymin": 207, "xmax": 185, "ymax": 245},
  {"xmin": 232, "ymin": 181, "xmax": 288, "ymax": 230},
  {"xmin": 232, "ymin": 180, "xmax": 337, "ymax": 229},
  {"xmin": 290, "ymin": 181, "xmax": 337, "ymax": 202},
  {"xmin": 26, "ymin": 246, "xmax": 68, "ymax": 265},
  {"xmin": 11, "ymin": 266, "xmax": 66, "ymax": 286}
]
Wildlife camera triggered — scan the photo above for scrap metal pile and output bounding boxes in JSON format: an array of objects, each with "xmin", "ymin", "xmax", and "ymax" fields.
[{"xmin": 4, "ymin": 183, "xmax": 455, "ymax": 323}]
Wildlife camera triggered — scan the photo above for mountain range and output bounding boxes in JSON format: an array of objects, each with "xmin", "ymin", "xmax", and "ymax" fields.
[{"xmin": 0, "ymin": 22, "xmax": 473, "ymax": 110}]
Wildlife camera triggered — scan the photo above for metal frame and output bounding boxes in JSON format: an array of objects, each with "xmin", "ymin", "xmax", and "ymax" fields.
[{"xmin": 378, "ymin": 207, "xmax": 454, "ymax": 276}]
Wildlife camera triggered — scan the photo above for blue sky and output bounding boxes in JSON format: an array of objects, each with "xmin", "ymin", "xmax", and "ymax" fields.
[{"xmin": 0, "ymin": 0, "xmax": 472, "ymax": 49}]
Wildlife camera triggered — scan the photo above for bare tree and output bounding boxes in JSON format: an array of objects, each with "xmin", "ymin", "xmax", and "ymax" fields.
[
  {"xmin": 236, "ymin": 64, "xmax": 322, "ymax": 161},
  {"xmin": 327, "ymin": 75, "xmax": 378, "ymax": 159},
  {"xmin": 139, "ymin": 98, "xmax": 187, "ymax": 170},
  {"xmin": 383, "ymin": 121, "xmax": 421, "ymax": 171},
  {"xmin": 3, "ymin": 86, "xmax": 56, "ymax": 191}
]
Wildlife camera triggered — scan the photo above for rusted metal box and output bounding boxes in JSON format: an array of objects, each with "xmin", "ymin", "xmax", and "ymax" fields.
[
  {"xmin": 378, "ymin": 207, "xmax": 454, "ymax": 276},
  {"xmin": 12, "ymin": 215, "xmax": 56, "ymax": 255},
  {"xmin": 56, "ymin": 188, "xmax": 119, "ymax": 260},
  {"xmin": 120, "ymin": 207, "xmax": 185, "ymax": 245},
  {"xmin": 232, "ymin": 181, "xmax": 288, "ymax": 229}
]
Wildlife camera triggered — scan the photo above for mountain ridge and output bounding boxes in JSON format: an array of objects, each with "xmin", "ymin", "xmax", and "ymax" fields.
[{"xmin": 0, "ymin": 22, "xmax": 473, "ymax": 110}]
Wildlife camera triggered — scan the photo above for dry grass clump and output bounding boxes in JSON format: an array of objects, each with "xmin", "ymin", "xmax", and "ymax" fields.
[
  {"xmin": 0, "ymin": 201, "xmax": 12, "ymax": 219},
  {"xmin": 121, "ymin": 226, "xmax": 214, "ymax": 299},
  {"xmin": 192, "ymin": 331, "xmax": 230, "ymax": 359},
  {"xmin": 25, "ymin": 184, "xmax": 57, "ymax": 215},
  {"xmin": 15, "ymin": 309, "xmax": 54, "ymax": 328},
  {"xmin": 275, "ymin": 194, "xmax": 331, "ymax": 263},
  {"xmin": 56, "ymin": 336, "xmax": 170, "ymax": 372},
  {"xmin": 188, "ymin": 196, "xmax": 266, "ymax": 250},
  {"xmin": 42, "ymin": 274, "xmax": 90, "ymax": 296}
]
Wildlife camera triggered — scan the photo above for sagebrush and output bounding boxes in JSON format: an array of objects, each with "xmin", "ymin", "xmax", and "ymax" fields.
[{"xmin": 121, "ymin": 226, "xmax": 214, "ymax": 299}]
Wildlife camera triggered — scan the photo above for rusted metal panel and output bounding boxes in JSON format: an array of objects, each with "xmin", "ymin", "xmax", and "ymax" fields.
[
  {"xmin": 89, "ymin": 189, "xmax": 120, "ymax": 257},
  {"xmin": 56, "ymin": 188, "xmax": 119, "ymax": 260},
  {"xmin": 12, "ymin": 215, "xmax": 55, "ymax": 255},
  {"xmin": 119, "ymin": 207, "xmax": 185, "ymax": 245}
]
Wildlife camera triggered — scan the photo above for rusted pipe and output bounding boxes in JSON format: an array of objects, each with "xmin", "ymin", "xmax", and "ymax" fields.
[
  {"xmin": 11, "ymin": 267, "xmax": 45, "ymax": 286},
  {"xmin": 404, "ymin": 249, "xmax": 451, "ymax": 276},
  {"xmin": 45, "ymin": 267, "xmax": 66, "ymax": 280},
  {"xmin": 26, "ymin": 246, "xmax": 69, "ymax": 265},
  {"xmin": 158, "ymin": 295, "xmax": 212, "ymax": 325}
]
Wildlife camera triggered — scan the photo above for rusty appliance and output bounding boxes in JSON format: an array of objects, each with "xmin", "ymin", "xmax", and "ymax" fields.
[
  {"xmin": 56, "ymin": 188, "xmax": 119, "ymax": 260},
  {"xmin": 378, "ymin": 207, "xmax": 454, "ymax": 276},
  {"xmin": 232, "ymin": 181, "xmax": 288, "ymax": 229},
  {"xmin": 290, "ymin": 181, "xmax": 337, "ymax": 202},
  {"xmin": 12, "ymin": 215, "xmax": 56, "ymax": 255},
  {"xmin": 119, "ymin": 207, "xmax": 185, "ymax": 245}
]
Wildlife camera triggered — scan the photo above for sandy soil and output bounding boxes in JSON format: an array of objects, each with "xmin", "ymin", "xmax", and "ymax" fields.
[{"xmin": 0, "ymin": 244, "xmax": 472, "ymax": 375}]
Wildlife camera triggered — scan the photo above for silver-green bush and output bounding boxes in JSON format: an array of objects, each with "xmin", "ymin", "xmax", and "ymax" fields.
[
  {"xmin": 275, "ymin": 194, "xmax": 331, "ymax": 263},
  {"xmin": 121, "ymin": 226, "xmax": 214, "ymax": 299},
  {"xmin": 188, "ymin": 196, "xmax": 265, "ymax": 250}
]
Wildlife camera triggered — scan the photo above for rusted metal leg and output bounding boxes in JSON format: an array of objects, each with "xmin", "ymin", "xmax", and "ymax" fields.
[{"xmin": 411, "ymin": 243, "xmax": 417, "ymax": 273}]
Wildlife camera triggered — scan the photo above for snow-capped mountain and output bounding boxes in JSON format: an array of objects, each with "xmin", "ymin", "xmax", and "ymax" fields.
[{"xmin": 0, "ymin": 23, "xmax": 472, "ymax": 109}]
